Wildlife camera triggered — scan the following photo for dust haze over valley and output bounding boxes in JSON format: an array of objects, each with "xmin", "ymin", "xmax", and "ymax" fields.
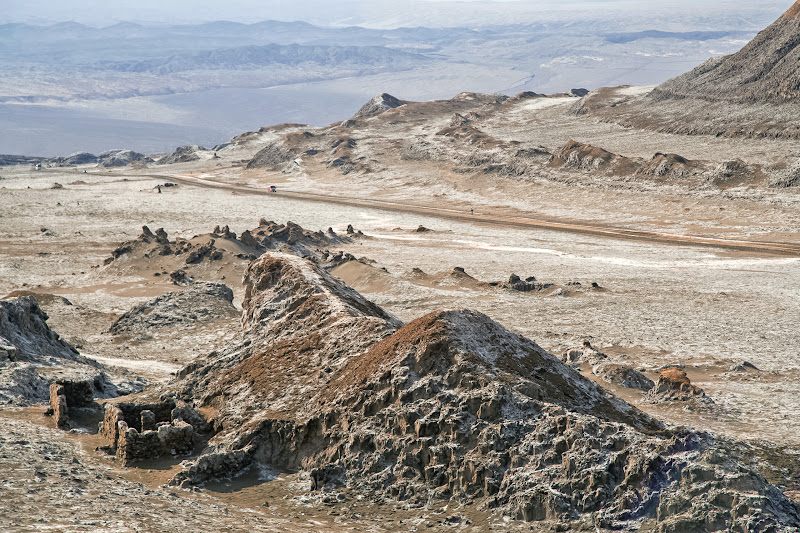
[
  {"xmin": 0, "ymin": 0, "xmax": 792, "ymax": 155},
  {"xmin": 4, "ymin": 1, "xmax": 800, "ymax": 532}
]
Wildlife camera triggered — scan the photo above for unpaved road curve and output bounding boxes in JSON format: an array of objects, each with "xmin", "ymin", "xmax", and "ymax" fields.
[{"xmin": 78, "ymin": 169, "xmax": 800, "ymax": 257}]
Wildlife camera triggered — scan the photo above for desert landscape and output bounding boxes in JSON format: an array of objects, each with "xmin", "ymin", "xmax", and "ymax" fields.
[{"xmin": 3, "ymin": 2, "xmax": 800, "ymax": 532}]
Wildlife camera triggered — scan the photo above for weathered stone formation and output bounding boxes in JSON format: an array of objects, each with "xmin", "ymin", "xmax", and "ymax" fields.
[
  {"xmin": 562, "ymin": 342, "xmax": 654, "ymax": 391},
  {"xmin": 0, "ymin": 295, "xmax": 80, "ymax": 362},
  {"xmin": 502, "ymin": 273, "xmax": 549, "ymax": 292},
  {"xmin": 100, "ymin": 399, "xmax": 204, "ymax": 465},
  {"xmin": 646, "ymin": 367, "xmax": 713, "ymax": 405},
  {"xmin": 351, "ymin": 93, "xmax": 405, "ymax": 120},
  {"xmin": 108, "ymin": 282, "xmax": 237, "ymax": 336},
  {"xmin": 158, "ymin": 252, "xmax": 800, "ymax": 531},
  {"xmin": 103, "ymin": 220, "xmax": 359, "ymax": 270},
  {"xmin": 562, "ymin": 341, "xmax": 607, "ymax": 366},
  {"xmin": 592, "ymin": 360, "xmax": 654, "ymax": 391},
  {"xmin": 0, "ymin": 343, "xmax": 17, "ymax": 361}
]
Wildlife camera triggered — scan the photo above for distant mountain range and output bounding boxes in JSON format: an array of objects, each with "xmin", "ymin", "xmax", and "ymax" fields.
[
  {"xmin": 105, "ymin": 44, "xmax": 428, "ymax": 75},
  {"xmin": 0, "ymin": 14, "xmax": 781, "ymax": 155}
]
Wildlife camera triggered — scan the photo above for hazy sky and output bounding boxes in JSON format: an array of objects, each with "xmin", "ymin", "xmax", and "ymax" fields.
[{"xmin": 2, "ymin": 0, "xmax": 790, "ymax": 28}]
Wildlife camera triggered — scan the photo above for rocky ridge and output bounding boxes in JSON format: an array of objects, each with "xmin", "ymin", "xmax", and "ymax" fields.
[
  {"xmin": 576, "ymin": 3, "xmax": 800, "ymax": 140},
  {"xmin": 98, "ymin": 149, "xmax": 153, "ymax": 168},
  {"xmin": 650, "ymin": 2, "xmax": 800, "ymax": 105},
  {"xmin": 102, "ymin": 220, "xmax": 361, "ymax": 284},
  {"xmin": 105, "ymin": 253, "xmax": 800, "ymax": 531}
]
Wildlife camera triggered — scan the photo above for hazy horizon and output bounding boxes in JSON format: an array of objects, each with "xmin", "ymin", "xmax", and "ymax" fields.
[
  {"xmin": 2, "ymin": 0, "xmax": 790, "ymax": 29},
  {"xmin": 1, "ymin": 0, "xmax": 794, "ymax": 157}
]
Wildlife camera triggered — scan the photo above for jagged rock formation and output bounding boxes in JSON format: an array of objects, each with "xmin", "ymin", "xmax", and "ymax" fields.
[
  {"xmin": 563, "ymin": 342, "xmax": 654, "ymax": 391},
  {"xmin": 562, "ymin": 341, "xmax": 607, "ymax": 366},
  {"xmin": 351, "ymin": 93, "xmax": 405, "ymax": 119},
  {"xmin": 108, "ymin": 283, "xmax": 237, "ymax": 336},
  {"xmin": 104, "ymin": 253, "xmax": 800, "ymax": 531},
  {"xmin": 650, "ymin": 2, "xmax": 800, "ymax": 104},
  {"xmin": 97, "ymin": 149, "xmax": 153, "ymax": 168},
  {"xmin": 102, "ymin": 221, "xmax": 359, "ymax": 285},
  {"xmin": 502, "ymin": 274, "xmax": 549, "ymax": 292},
  {"xmin": 156, "ymin": 145, "xmax": 205, "ymax": 165}
]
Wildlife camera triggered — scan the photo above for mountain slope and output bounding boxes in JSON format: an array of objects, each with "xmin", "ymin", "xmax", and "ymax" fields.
[{"xmin": 650, "ymin": 1, "xmax": 800, "ymax": 104}]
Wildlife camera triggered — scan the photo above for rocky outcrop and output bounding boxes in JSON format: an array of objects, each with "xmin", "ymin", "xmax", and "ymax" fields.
[
  {"xmin": 102, "ymin": 252, "xmax": 800, "ymax": 531},
  {"xmin": 592, "ymin": 361, "xmax": 654, "ymax": 391},
  {"xmin": 97, "ymin": 150, "xmax": 153, "ymax": 168},
  {"xmin": 108, "ymin": 283, "xmax": 237, "ymax": 336},
  {"xmin": 563, "ymin": 342, "xmax": 653, "ymax": 391},
  {"xmin": 562, "ymin": 341, "xmax": 607, "ymax": 366},
  {"xmin": 102, "ymin": 221, "xmax": 357, "ymax": 279},
  {"xmin": 49, "ymin": 152, "xmax": 98, "ymax": 166},
  {"xmin": 549, "ymin": 140, "xmax": 638, "ymax": 173},
  {"xmin": 770, "ymin": 159, "xmax": 800, "ymax": 188},
  {"xmin": 646, "ymin": 368, "xmax": 712, "ymax": 405},
  {"xmin": 502, "ymin": 274, "xmax": 549, "ymax": 292},
  {"xmin": 351, "ymin": 93, "xmax": 405, "ymax": 119},
  {"xmin": 651, "ymin": 2, "xmax": 800, "ymax": 105},
  {"xmin": 710, "ymin": 158, "xmax": 752, "ymax": 186},
  {"xmin": 156, "ymin": 145, "xmax": 205, "ymax": 165},
  {"xmin": 635, "ymin": 152, "xmax": 698, "ymax": 180},
  {"xmin": 0, "ymin": 296, "xmax": 138, "ymax": 406},
  {"xmin": 0, "ymin": 296, "xmax": 79, "ymax": 362},
  {"xmin": 245, "ymin": 141, "xmax": 296, "ymax": 170},
  {"xmin": 569, "ymin": 88, "xmax": 590, "ymax": 97}
]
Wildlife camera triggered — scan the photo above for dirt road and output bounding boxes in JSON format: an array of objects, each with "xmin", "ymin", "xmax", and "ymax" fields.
[{"xmin": 70, "ymin": 169, "xmax": 800, "ymax": 257}]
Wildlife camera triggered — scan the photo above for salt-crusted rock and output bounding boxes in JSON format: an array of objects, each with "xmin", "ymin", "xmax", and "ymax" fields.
[{"xmin": 108, "ymin": 253, "xmax": 799, "ymax": 530}]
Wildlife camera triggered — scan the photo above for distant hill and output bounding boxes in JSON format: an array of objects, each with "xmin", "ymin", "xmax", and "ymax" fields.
[{"xmin": 107, "ymin": 44, "xmax": 429, "ymax": 75}]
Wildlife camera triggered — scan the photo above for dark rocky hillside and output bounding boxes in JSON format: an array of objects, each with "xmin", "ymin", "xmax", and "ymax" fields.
[
  {"xmin": 105, "ymin": 253, "xmax": 800, "ymax": 531},
  {"xmin": 650, "ymin": 1, "xmax": 800, "ymax": 104}
]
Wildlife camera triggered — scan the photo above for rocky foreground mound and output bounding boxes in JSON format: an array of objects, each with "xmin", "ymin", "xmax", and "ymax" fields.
[
  {"xmin": 104, "ymin": 253, "xmax": 800, "ymax": 531},
  {"xmin": 108, "ymin": 282, "xmax": 237, "ymax": 336}
]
